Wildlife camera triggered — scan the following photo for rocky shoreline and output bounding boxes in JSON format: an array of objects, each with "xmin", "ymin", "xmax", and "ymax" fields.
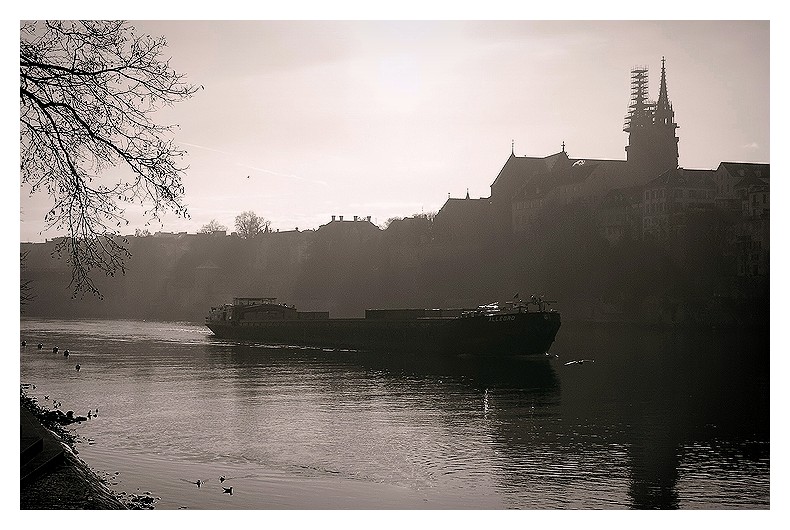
[{"xmin": 20, "ymin": 390, "xmax": 157, "ymax": 510}]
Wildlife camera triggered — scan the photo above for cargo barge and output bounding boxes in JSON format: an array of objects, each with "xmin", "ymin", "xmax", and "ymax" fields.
[{"xmin": 206, "ymin": 297, "xmax": 561, "ymax": 356}]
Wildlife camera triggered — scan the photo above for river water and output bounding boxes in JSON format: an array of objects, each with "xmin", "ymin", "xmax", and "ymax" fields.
[{"xmin": 19, "ymin": 318, "xmax": 769, "ymax": 510}]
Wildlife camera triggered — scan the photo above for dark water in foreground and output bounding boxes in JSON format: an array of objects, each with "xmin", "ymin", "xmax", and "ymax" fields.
[{"xmin": 19, "ymin": 318, "xmax": 769, "ymax": 509}]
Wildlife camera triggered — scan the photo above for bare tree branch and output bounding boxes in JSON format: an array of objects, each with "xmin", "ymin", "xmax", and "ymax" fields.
[{"xmin": 20, "ymin": 20, "xmax": 201, "ymax": 296}]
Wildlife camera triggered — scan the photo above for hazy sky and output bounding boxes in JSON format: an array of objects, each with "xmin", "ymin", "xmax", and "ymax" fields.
[{"xmin": 18, "ymin": 19, "xmax": 770, "ymax": 242}]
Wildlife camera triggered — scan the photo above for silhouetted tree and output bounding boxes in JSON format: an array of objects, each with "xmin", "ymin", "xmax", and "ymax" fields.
[
  {"xmin": 20, "ymin": 251, "xmax": 35, "ymax": 311},
  {"xmin": 20, "ymin": 20, "xmax": 200, "ymax": 296},
  {"xmin": 234, "ymin": 211, "xmax": 270, "ymax": 239},
  {"xmin": 199, "ymin": 219, "xmax": 228, "ymax": 233}
]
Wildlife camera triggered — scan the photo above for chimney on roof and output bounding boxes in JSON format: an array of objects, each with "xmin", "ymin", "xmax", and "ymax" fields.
[
  {"xmin": 339, "ymin": 215, "xmax": 344, "ymax": 221},
  {"xmin": 354, "ymin": 215, "xmax": 358, "ymax": 221},
  {"xmin": 367, "ymin": 216, "xmax": 371, "ymax": 222},
  {"xmin": 331, "ymin": 215, "xmax": 336, "ymax": 221}
]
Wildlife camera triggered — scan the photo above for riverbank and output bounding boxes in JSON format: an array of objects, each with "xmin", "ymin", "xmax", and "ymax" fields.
[
  {"xmin": 20, "ymin": 390, "xmax": 154, "ymax": 510},
  {"xmin": 21, "ymin": 441, "xmax": 127, "ymax": 510}
]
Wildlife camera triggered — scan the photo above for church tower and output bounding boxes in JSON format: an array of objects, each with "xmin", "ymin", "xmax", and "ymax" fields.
[{"xmin": 623, "ymin": 57, "xmax": 679, "ymax": 180}]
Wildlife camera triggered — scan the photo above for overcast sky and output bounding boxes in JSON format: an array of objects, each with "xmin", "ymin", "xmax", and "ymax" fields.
[{"xmin": 18, "ymin": 19, "xmax": 771, "ymax": 242}]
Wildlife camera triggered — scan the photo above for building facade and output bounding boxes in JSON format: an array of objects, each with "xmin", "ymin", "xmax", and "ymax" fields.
[{"xmin": 640, "ymin": 168, "xmax": 717, "ymax": 239}]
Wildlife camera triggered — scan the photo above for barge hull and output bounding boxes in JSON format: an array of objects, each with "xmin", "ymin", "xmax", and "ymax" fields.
[{"xmin": 206, "ymin": 312, "xmax": 561, "ymax": 356}]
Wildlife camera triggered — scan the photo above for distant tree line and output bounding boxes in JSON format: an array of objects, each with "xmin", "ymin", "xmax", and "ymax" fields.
[{"xmin": 20, "ymin": 202, "xmax": 767, "ymax": 328}]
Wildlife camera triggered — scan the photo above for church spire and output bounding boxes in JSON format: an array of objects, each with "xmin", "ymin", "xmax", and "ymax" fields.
[
  {"xmin": 654, "ymin": 56, "xmax": 677, "ymax": 129},
  {"xmin": 657, "ymin": 57, "xmax": 669, "ymax": 105}
]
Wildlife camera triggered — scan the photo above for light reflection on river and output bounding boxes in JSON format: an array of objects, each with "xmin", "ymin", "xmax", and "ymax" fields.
[{"xmin": 20, "ymin": 318, "xmax": 769, "ymax": 509}]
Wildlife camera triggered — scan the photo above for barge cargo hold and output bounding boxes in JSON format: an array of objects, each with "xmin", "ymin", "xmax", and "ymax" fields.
[{"xmin": 206, "ymin": 297, "xmax": 561, "ymax": 356}]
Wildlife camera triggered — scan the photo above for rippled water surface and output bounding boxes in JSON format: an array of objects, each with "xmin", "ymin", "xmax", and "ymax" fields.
[{"xmin": 20, "ymin": 319, "xmax": 769, "ymax": 509}]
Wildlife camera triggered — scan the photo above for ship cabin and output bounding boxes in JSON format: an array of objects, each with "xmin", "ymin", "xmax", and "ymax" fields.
[
  {"xmin": 207, "ymin": 298, "xmax": 330, "ymax": 323},
  {"xmin": 233, "ymin": 297, "xmax": 278, "ymax": 306},
  {"xmin": 240, "ymin": 302, "xmax": 298, "ymax": 321}
]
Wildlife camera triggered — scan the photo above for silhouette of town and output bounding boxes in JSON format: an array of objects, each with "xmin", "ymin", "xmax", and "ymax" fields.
[{"xmin": 21, "ymin": 58, "xmax": 769, "ymax": 326}]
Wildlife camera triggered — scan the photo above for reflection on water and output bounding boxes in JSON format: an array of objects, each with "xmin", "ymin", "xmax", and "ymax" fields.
[{"xmin": 20, "ymin": 319, "xmax": 769, "ymax": 509}]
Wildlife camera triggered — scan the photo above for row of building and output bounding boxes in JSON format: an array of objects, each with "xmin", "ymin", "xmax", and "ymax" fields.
[{"xmin": 431, "ymin": 58, "xmax": 769, "ymax": 277}]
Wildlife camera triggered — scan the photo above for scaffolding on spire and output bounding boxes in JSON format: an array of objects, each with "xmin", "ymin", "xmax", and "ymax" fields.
[{"xmin": 623, "ymin": 66, "xmax": 655, "ymax": 132}]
